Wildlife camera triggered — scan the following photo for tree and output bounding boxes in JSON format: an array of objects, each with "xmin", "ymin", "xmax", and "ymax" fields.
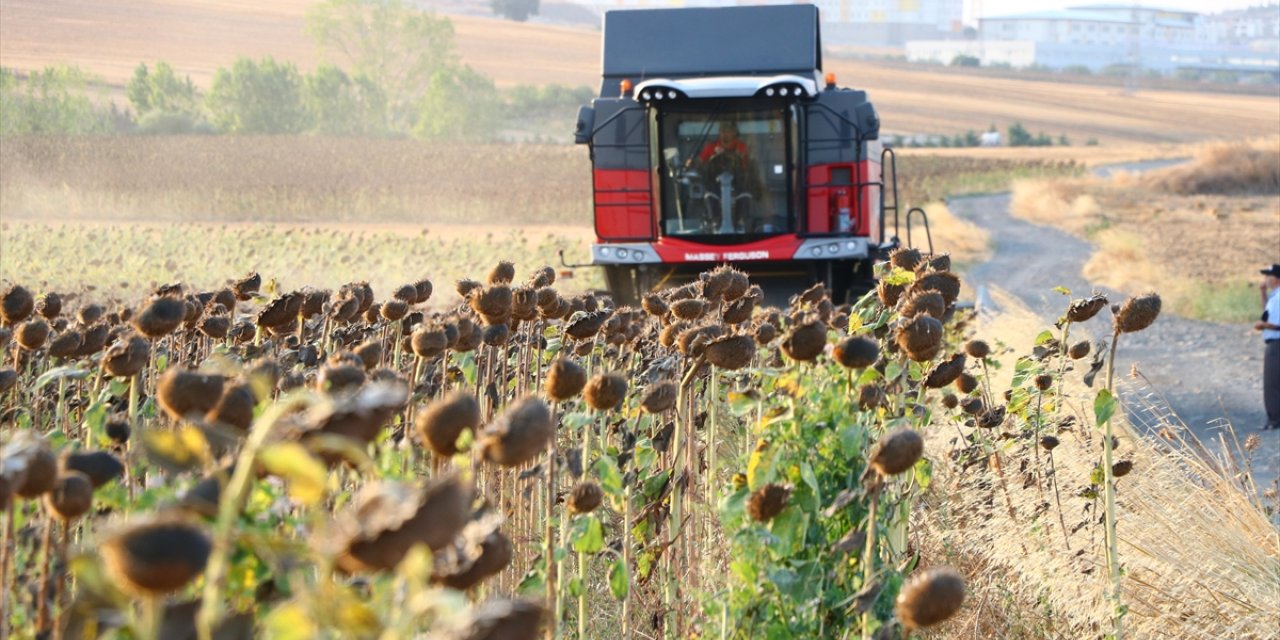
[
  {"xmin": 305, "ymin": 0, "xmax": 457, "ymax": 131},
  {"xmin": 0, "ymin": 65, "xmax": 111, "ymax": 134},
  {"xmin": 950, "ymin": 54, "xmax": 980, "ymax": 68},
  {"xmin": 492, "ymin": 0, "xmax": 539, "ymax": 22},
  {"xmin": 1007, "ymin": 121, "xmax": 1032, "ymax": 147},
  {"xmin": 127, "ymin": 61, "xmax": 199, "ymax": 118},
  {"xmin": 206, "ymin": 57, "xmax": 309, "ymax": 134},
  {"xmin": 303, "ymin": 64, "xmax": 387, "ymax": 135},
  {"xmin": 413, "ymin": 65, "xmax": 500, "ymax": 141}
]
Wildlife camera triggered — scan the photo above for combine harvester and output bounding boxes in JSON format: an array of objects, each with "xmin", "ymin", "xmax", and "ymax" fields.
[{"xmin": 570, "ymin": 3, "xmax": 930, "ymax": 304}]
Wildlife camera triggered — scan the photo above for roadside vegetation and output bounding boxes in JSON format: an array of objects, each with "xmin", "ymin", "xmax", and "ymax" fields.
[{"xmin": 1009, "ymin": 139, "xmax": 1280, "ymax": 323}]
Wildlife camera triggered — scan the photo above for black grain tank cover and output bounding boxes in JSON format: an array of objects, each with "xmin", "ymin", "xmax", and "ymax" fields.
[{"xmin": 600, "ymin": 4, "xmax": 821, "ymax": 97}]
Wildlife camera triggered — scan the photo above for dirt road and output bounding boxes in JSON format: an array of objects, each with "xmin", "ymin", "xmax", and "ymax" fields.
[{"xmin": 953, "ymin": 187, "xmax": 1279, "ymax": 489}]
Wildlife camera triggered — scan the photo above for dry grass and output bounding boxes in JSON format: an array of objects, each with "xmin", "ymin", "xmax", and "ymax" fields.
[
  {"xmin": 918, "ymin": 201, "xmax": 991, "ymax": 268},
  {"xmin": 1137, "ymin": 139, "xmax": 1280, "ymax": 196},
  {"xmin": 919, "ymin": 142, "xmax": 1201, "ymax": 168},
  {"xmin": 1009, "ymin": 139, "xmax": 1280, "ymax": 322},
  {"xmin": 3, "ymin": 0, "xmax": 1279, "ymax": 145},
  {"xmin": 0, "ymin": 220, "xmax": 602, "ymax": 303},
  {"xmin": 0, "ymin": 136, "xmax": 591, "ymax": 225},
  {"xmin": 915, "ymin": 289, "xmax": 1280, "ymax": 639}
]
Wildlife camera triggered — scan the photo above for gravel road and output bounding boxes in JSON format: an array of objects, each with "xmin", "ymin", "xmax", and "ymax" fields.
[{"xmin": 951, "ymin": 171, "xmax": 1278, "ymax": 489}]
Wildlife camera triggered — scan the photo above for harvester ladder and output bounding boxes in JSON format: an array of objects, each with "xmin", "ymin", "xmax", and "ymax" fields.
[{"xmin": 880, "ymin": 146, "xmax": 900, "ymax": 247}]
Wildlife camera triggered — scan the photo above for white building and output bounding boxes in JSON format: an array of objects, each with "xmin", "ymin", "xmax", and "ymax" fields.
[{"xmin": 907, "ymin": 3, "xmax": 1279, "ymax": 77}]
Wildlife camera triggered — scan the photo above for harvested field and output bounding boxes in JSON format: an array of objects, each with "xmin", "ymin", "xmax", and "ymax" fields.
[{"xmin": 2, "ymin": 0, "xmax": 1278, "ymax": 144}]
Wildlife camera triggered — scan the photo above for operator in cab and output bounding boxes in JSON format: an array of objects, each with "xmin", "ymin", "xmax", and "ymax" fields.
[
  {"xmin": 683, "ymin": 120, "xmax": 760, "ymax": 233},
  {"xmin": 695, "ymin": 120, "xmax": 750, "ymax": 171}
]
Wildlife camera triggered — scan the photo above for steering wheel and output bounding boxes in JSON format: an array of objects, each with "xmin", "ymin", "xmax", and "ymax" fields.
[{"xmin": 703, "ymin": 151, "xmax": 746, "ymax": 190}]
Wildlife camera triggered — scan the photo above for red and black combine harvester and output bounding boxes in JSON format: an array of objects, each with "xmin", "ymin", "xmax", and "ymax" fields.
[{"xmin": 572, "ymin": 3, "xmax": 929, "ymax": 304}]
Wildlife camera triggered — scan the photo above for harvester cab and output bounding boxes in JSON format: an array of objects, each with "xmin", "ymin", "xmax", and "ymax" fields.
[{"xmin": 573, "ymin": 3, "xmax": 927, "ymax": 304}]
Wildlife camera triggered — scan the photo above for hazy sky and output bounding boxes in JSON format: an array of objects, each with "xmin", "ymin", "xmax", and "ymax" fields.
[{"xmin": 974, "ymin": 0, "xmax": 1275, "ymax": 19}]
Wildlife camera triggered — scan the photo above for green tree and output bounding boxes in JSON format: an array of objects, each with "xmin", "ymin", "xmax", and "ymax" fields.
[
  {"xmin": 0, "ymin": 65, "xmax": 111, "ymax": 134},
  {"xmin": 206, "ymin": 57, "xmax": 309, "ymax": 133},
  {"xmin": 303, "ymin": 64, "xmax": 387, "ymax": 135},
  {"xmin": 305, "ymin": 0, "xmax": 457, "ymax": 131},
  {"xmin": 1007, "ymin": 121, "xmax": 1033, "ymax": 147},
  {"xmin": 491, "ymin": 0, "xmax": 539, "ymax": 21},
  {"xmin": 950, "ymin": 54, "xmax": 980, "ymax": 67},
  {"xmin": 127, "ymin": 61, "xmax": 199, "ymax": 117},
  {"xmin": 413, "ymin": 65, "xmax": 500, "ymax": 141}
]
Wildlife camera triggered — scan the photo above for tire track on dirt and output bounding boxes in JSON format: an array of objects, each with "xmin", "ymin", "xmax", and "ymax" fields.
[{"xmin": 951, "ymin": 187, "xmax": 1278, "ymax": 489}]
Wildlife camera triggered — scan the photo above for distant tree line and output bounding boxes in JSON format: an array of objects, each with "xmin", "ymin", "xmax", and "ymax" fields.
[
  {"xmin": 0, "ymin": 0, "xmax": 589, "ymax": 141},
  {"xmin": 946, "ymin": 54, "xmax": 1275, "ymax": 87},
  {"xmin": 884, "ymin": 123, "xmax": 1090, "ymax": 148}
]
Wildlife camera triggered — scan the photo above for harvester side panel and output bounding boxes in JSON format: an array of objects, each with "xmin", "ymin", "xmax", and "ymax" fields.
[
  {"xmin": 590, "ymin": 99, "xmax": 654, "ymax": 242},
  {"xmin": 804, "ymin": 160, "xmax": 881, "ymax": 237}
]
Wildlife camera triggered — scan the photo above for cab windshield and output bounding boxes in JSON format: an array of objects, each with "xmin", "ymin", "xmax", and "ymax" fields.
[{"xmin": 655, "ymin": 103, "xmax": 793, "ymax": 241}]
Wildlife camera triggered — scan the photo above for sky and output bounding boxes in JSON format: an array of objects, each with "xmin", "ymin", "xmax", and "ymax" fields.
[{"xmin": 972, "ymin": 0, "xmax": 1277, "ymax": 19}]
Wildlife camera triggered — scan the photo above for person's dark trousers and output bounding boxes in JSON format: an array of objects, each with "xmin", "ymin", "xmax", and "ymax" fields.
[{"xmin": 1267, "ymin": 341, "xmax": 1280, "ymax": 429}]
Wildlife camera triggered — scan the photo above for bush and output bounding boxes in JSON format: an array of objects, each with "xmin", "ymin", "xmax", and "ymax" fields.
[
  {"xmin": 135, "ymin": 110, "xmax": 214, "ymax": 135},
  {"xmin": 413, "ymin": 65, "xmax": 500, "ymax": 141},
  {"xmin": 951, "ymin": 54, "xmax": 981, "ymax": 67},
  {"xmin": 303, "ymin": 64, "xmax": 387, "ymax": 135},
  {"xmin": 1241, "ymin": 72, "xmax": 1277, "ymax": 86},
  {"xmin": 206, "ymin": 57, "xmax": 309, "ymax": 134},
  {"xmin": 1209, "ymin": 70, "xmax": 1239, "ymax": 84},
  {"xmin": 1007, "ymin": 121, "xmax": 1033, "ymax": 147},
  {"xmin": 0, "ymin": 65, "xmax": 113, "ymax": 134},
  {"xmin": 128, "ymin": 61, "xmax": 200, "ymax": 120},
  {"xmin": 491, "ymin": 0, "xmax": 539, "ymax": 21},
  {"xmin": 1174, "ymin": 68, "xmax": 1201, "ymax": 82},
  {"xmin": 1101, "ymin": 64, "xmax": 1134, "ymax": 77},
  {"xmin": 1062, "ymin": 65, "xmax": 1093, "ymax": 75}
]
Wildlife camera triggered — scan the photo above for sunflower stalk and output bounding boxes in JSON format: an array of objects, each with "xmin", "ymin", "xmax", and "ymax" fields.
[{"xmin": 197, "ymin": 390, "xmax": 313, "ymax": 640}]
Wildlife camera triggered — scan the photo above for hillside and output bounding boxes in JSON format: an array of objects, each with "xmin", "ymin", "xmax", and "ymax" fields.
[{"xmin": 2, "ymin": 0, "xmax": 1278, "ymax": 144}]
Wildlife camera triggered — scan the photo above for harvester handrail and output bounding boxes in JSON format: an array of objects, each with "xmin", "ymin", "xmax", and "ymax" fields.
[
  {"xmin": 881, "ymin": 146, "xmax": 900, "ymax": 247},
  {"xmin": 906, "ymin": 206, "xmax": 933, "ymax": 255}
]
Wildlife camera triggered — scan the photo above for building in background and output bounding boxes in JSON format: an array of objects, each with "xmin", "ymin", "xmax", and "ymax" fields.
[
  {"xmin": 905, "ymin": 3, "xmax": 1279, "ymax": 79},
  {"xmin": 572, "ymin": 0, "xmax": 964, "ymax": 46}
]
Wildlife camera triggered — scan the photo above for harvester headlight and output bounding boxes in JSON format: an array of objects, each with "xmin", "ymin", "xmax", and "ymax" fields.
[
  {"xmin": 779, "ymin": 87, "xmax": 789, "ymax": 96},
  {"xmin": 827, "ymin": 244, "xmax": 839, "ymax": 254},
  {"xmin": 616, "ymin": 248, "xmax": 629, "ymax": 259},
  {"xmin": 765, "ymin": 87, "xmax": 775, "ymax": 97},
  {"xmin": 846, "ymin": 241, "xmax": 857, "ymax": 251},
  {"xmin": 640, "ymin": 90, "xmax": 651, "ymax": 100},
  {"xmin": 667, "ymin": 90, "xmax": 677, "ymax": 99},
  {"xmin": 811, "ymin": 246, "xmax": 822, "ymax": 257}
]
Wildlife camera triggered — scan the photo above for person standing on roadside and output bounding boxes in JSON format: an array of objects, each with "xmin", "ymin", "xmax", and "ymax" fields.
[{"xmin": 1255, "ymin": 263, "xmax": 1280, "ymax": 430}]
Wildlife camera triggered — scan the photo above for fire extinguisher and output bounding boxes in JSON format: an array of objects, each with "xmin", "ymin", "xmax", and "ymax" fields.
[{"xmin": 833, "ymin": 188, "xmax": 852, "ymax": 232}]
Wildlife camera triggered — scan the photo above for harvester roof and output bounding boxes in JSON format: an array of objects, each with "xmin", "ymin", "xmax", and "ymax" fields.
[{"xmin": 599, "ymin": 4, "xmax": 822, "ymax": 98}]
